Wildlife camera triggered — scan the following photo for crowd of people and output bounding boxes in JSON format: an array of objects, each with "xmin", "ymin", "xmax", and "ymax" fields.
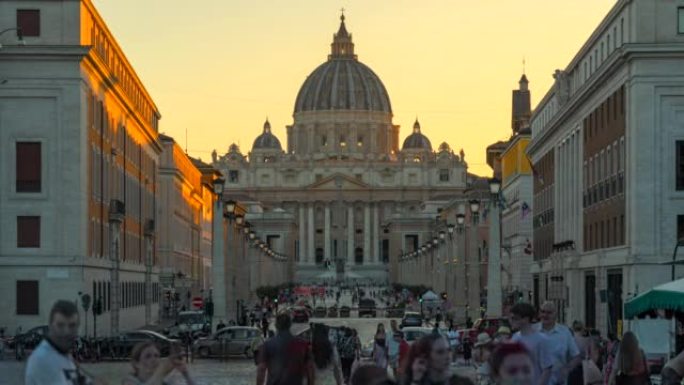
[{"xmin": 21, "ymin": 296, "xmax": 684, "ymax": 385}]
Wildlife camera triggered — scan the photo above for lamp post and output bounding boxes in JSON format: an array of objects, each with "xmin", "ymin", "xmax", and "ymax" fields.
[
  {"xmin": 108, "ymin": 199, "xmax": 125, "ymax": 335},
  {"xmin": 486, "ymin": 178, "xmax": 503, "ymax": 318},
  {"xmin": 0, "ymin": 27, "xmax": 24, "ymax": 49},
  {"xmin": 211, "ymin": 177, "xmax": 226, "ymax": 326},
  {"xmin": 467, "ymin": 200, "xmax": 480, "ymax": 322},
  {"xmin": 671, "ymin": 239, "xmax": 684, "ymax": 280}
]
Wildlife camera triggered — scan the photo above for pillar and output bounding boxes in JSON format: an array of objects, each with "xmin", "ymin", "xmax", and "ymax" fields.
[
  {"xmin": 108, "ymin": 205, "xmax": 124, "ymax": 336},
  {"xmin": 324, "ymin": 204, "xmax": 331, "ymax": 261},
  {"xmin": 299, "ymin": 205, "xmax": 306, "ymax": 264},
  {"xmin": 373, "ymin": 203, "xmax": 380, "ymax": 264},
  {"xmin": 144, "ymin": 230, "xmax": 154, "ymax": 326},
  {"xmin": 364, "ymin": 204, "xmax": 371, "ymax": 265},
  {"xmin": 347, "ymin": 205, "xmax": 354, "ymax": 265},
  {"xmin": 308, "ymin": 203, "xmax": 315, "ymax": 265}
]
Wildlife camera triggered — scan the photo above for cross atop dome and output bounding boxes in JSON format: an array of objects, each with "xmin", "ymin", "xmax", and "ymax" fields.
[
  {"xmin": 263, "ymin": 118, "xmax": 271, "ymax": 133},
  {"xmin": 330, "ymin": 11, "xmax": 357, "ymax": 60},
  {"xmin": 413, "ymin": 118, "xmax": 421, "ymax": 133}
]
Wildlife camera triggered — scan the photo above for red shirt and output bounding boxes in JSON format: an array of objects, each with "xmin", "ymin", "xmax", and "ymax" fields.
[{"xmin": 398, "ymin": 340, "xmax": 410, "ymax": 368}]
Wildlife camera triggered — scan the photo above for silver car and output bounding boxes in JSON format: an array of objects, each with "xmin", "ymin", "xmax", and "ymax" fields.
[{"xmin": 193, "ymin": 326, "xmax": 262, "ymax": 358}]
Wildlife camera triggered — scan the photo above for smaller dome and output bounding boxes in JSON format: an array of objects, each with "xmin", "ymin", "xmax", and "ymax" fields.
[
  {"xmin": 438, "ymin": 142, "xmax": 451, "ymax": 152},
  {"xmin": 402, "ymin": 118, "xmax": 432, "ymax": 151},
  {"xmin": 252, "ymin": 119, "xmax": 282, "ymax": 151}
]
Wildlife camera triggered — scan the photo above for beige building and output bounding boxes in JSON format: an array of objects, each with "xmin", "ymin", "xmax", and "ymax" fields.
[
  {"xmin": 213, "ymin": 15, "xmax": 470, "ymax": 284},
  {"xmin": 158, "ymin": 135, "xmax": 215, "ymax": 314},
  {"xmin": 0, "ymin": 0, "xmax": 162, "ymax": 335}
]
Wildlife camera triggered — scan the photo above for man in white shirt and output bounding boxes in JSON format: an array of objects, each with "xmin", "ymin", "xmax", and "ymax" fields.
[
  {"xmin": 25, "ymin": 300, "xmax": 91, "ymax": 385},
  {"xmin": 538, "ymin": 301, "xmax": 581, "ymax": 385},
  {"xmin": 510, "ymin": 302, "xmax": 554, "ymax": 385}
]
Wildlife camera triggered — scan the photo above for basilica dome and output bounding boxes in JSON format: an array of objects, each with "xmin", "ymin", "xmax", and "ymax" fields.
[
  {"xmin": 402, "ymin": 119, "xmax": 432, "ymax": 151},
  {"xmin": 293, "ymin": 14, "xmax": 392, "ymax": 114},
  {"xmin": 252, "ymin": 119, "xmax": 282, "ymax": 151}
]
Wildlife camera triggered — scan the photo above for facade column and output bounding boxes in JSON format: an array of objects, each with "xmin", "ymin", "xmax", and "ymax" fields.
[
  {"xmin": 308, "ymin": 203, "xmax": 315, "ymax": 265},
  {"xmin": 108, "ymin": 207, "xmax": 123, "ymax": 336},
  {"xmin": 324, "ymin": 204, "xmax": 331, "ymax": 261},
  {"xmin": 347, "ymin": 205, "xmax": 354, "ymax": 266},
  {"xmin": 144, "ymin": 226, "xmax": 154, "ymax": 326},
  {"xmin": 373, "ymin": 203, "xmax": 380, "ymax": 264},
  {"xmin": 364, "ymin": 203, "xmax": 371, "ymax": 265},
  {"xmin": 299, "ymin": 205, "xmax": 306, "ymax": 264}
]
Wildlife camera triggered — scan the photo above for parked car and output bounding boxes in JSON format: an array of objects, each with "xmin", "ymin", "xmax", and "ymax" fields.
[
  {"xmin": 459, "ymin": 317, "xmax": 510, "ymax": 343},
  {"xmin": 327, "ymin": 306, "xmax": 338, "ymax": 318},
  {"xmin": 358, "ymin": 299, "xmax": 377, "ymax": 318},
  {"xmin": 401, "ymin": 327, "xmax": 434, "ymax": 345},
  {"xmin": 292, "ymin": 307, "xmax": 310, "ymax": 323},
  {"xmin": 193, "ymin": 326, "xmax": 262, "ymax": 358},
  {"xmin": 339, "ymin": 306, "xmax": 351, "ymax": 318},
  {"xmin": 386, "ymin": 307, "xmax": 405, "ymax": 318},
  {"xmin": 400, "ymin": 312, "xmax": 423, "ymax": 328},
  {"xmin": 314, "ymin": 306, "xmax": 327, "ymax": 318},
  {"xmin": 104, "ymin": 330, "xmax": 180, "ymax": 359}
]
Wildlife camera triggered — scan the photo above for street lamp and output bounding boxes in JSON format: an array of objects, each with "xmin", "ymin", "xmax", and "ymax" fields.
[
  {"xmin": 469, "ymin": 200, "xmax": 480, "ymax": 216},
  {"xmin": 249, "ymin": 231, "xmax": 256, "ymax": 241},
  {"xmin": 487, "ymin": 177, "xmax": 504, "ymax": 318},
  {"xmin": 235, "ymin": 214, "xmax": 244, "ymax": 226},
  {"xmin": 447, "ymin": 224, "xmax": 455, "ymax": 239},
  {"xmin": 0, "ymin": 27, "xmax": 24, "ymax": 49},
  {"xmin": 433, "ymin": 237, "xmax": 439, "ymax": 246},
  {"xmin": 213, "ymin": 177, "xmax": 225, "ymax": 196},
  {"xmin": 489, "ymin": 177, "xmax": 501, "ymax": 196},
  {"xmin": 439, "ymin": 231, "xmax": 446, "ymax": 241}
]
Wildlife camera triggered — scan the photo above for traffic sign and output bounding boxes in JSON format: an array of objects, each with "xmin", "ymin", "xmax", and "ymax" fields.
[{"xmin": 192, "ymin": 297, "xmax": 203, "ymax": 309}]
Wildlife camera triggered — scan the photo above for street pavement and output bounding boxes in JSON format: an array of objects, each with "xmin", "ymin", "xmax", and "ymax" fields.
[{"xmin": 1, "ymin": 287, "xmax": 474, "ymax": 384}]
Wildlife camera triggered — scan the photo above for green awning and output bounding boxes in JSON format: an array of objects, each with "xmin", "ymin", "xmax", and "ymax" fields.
[{"xmin": 624, "ymin": 278, "xmax": 684, "ymax": 319}]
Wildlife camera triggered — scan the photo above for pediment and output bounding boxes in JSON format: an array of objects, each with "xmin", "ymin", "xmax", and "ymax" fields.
[{"xmin": 307, "ymin": 173, "xmax": 370, "ymax": 190}]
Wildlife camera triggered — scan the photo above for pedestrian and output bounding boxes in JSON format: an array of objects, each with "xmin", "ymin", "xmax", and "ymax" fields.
[
  {"xmin": 490, "ymin": 342, "xmax": 535, "ymax": 385},
  {"xmin": 396, "ymin": 331, "xmax": 411, "ymax": 380},
  {"xmin": 351, "ymin": 365, "xmax": 391, "ymax": 385},
  {"xmin": 372, "ymin": 323, "xmax": 389, "ymax": 369},
  {"xmin": 660, "ymin": 349, "xmax": 684, "ymax": 385},
  {"xmin": 604, "ymin": 333, "xmax": 621, "ymax": 385},
  {"xmin": 256, "ymin": 311, "xmax": 313, "ymax": 385},
  {"xmin": 25, "ymin": 300, "xmax": 106, "ymax": 385},
  {"xmin": 607, "ymin": 332, "xmax": 650, "ymax": 385},
  {"xmin": 389, "ymin": 320, "xmax": 402, "ymax": 378},
  {"xmin": 463, "ymin": 337, "xmax": 473, "ymax": 366},
  {"xmin": 123, "ymin": 341, "xmax": 197, "ymax": 385},
  {"xmin": 474, "ymin": 333, "xmax": 495, "ymax": 385},
  {"xmin": 415, "ymin": 333, "xmax": 471, "ymax": 385},
  {"xmin": 216, "ymin": 319, "xmax": 226, "ymax": 332},
  {"xmin": 538, "ymin": 302, "xmax": 581, "ymax": 385},
  {"xmin": 312, "ymin": 325, "xmax": 344, "ymax": 385},
  {"xmin": 339, "ymin": 328, "xmax": 358, "ymax": 384},
  {"xmin": 446, "ymin": 327, "xmax": 460, "ymax": 363},
  {"xmin": 261, "ymin": 315, "xmax": 270, "ymax": 339},
  {"xmin": 400, "ymin": 338, "xmax": 430, "ymax": 385},
  {"xmin": 494, "ymin": 327, "xmax": 512, "ymax": 344},
  {"xmin": 509, "ymin": 303, "xmax": 553, "ymax": 385}
]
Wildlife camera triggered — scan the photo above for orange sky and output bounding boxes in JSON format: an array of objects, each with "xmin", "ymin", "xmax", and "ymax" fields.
[{"xmin": 92, "ymin": 0, "xmax": 616, "ymax": 176}]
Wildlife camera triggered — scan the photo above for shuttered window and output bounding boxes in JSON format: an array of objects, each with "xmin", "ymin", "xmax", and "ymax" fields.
[
  {"xmin": 16, "ymin": 280, "xmax": 39, "ymax": 315},
  {"xmin": 16, "ymin": 142, "xmax": 41, "ymax": 192},
  {"xmin": 17, "ymin": 10, "xmax": 40, "ymax": 37},
  {"xmin": 17, "ymin": 216, "xmax": 40, "ymax": 248}
]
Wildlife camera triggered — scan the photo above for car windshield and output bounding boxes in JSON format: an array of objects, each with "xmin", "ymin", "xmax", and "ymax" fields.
[
  {"xmin": 178, "ymin": 313, "xmax": 205, "ymax": 325},
  {"xmin": 404, "ymin": 330, "xmax": 428, "ymax": 341}
]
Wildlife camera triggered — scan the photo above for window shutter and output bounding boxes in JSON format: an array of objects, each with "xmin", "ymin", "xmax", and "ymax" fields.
[
  {"xmin": 16, "ymin": 280, "xmax": 39, "ymax": 315},
  {"xmin": 17, "ymin": 10, "xmax": 40, "ymax": 37}
]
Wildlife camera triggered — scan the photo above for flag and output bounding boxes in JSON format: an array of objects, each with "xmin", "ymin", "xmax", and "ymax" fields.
[
  {"xmin": 521, "ymin": 202, "xmax": 531, "ymax": 219},
  {"xmin": 524, "ymin": 239, "xmax": 532, "ymax": 255}
]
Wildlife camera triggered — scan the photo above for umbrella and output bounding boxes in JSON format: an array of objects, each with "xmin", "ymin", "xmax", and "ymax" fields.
[{"xmin": 624, "ymin": 278, "xmax": 684, "ymax": 319}]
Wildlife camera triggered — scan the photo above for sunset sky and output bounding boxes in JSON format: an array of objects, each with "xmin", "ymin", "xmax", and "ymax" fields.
[{"xmin": 92, "ymin": 0, "xmax": 616, "ymax": 176}]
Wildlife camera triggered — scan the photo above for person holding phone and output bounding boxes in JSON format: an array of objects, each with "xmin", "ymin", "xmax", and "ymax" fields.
[{"xmin": 122, "ymin": 342, "xmax": 196, "ymax": 385}]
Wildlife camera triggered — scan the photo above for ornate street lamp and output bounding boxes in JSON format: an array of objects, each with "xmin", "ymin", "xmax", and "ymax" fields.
[
  {"xmin": 439, "ymin": 231, "xmax": 446, "ymax": 241},
  {"xmin": 469, "ymin": 200, "xmax": 480, "ymax": 214},
  {"xmin": 235, "ymin": 214, "xmax": 244, "ymax": 226},
  {"xmin": 447, "ymin": 224, "xmax": 455, "ymax": 239},
  {"xmin": 489, "ymin": 177, "xmax": 502, "ymax": 196},
  {"xmin": 456, "ymin": 213, "xmax": 465, "ymax": 226},
  {"xmin": 213, "ymin": 177, "xmax": 225, "ymax": 196},
  {"xmin": 432, "ymin": 237, "xmax": 439, "ymax": 246}
]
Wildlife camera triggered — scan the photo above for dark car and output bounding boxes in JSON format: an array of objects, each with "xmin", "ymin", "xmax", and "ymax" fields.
[
  {"xmin": 193, "ymin": 326, "xmax": 262, "ymax": 358},
  {"xmin": 386, "ymin": 307, "xmax": 405, "ymax": 318},
  {"xmin": 104, "ymin": 330, "xmax": 180, "ymax": 359},
  {"xmin": 292, "ymin": 307, "xmax": 310, "ymax": 323},
  {"xmin": 327, "ymin": 306, "xmax": 338, "ymax": 317},
  {"xmin": 358, "ymin": 299, "xmax": 377, "ymax": 318},
  {"xmin": 339, "ymin": 306, "xmax": 351, "ymax": 318},
  {"xmin": 400, "ymin": 312, "xmax": 423, "ymax": 328},
  {"xmin": 314, "ymin": 306, "xmax": 327, "ymax": 318}
]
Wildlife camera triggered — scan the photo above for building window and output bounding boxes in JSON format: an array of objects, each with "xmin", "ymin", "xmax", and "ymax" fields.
[
  {"xmin": 437, "ymin": 169, "xmax": 448, "ymax": 182},
  {"xmin": 679, "ymin": 8, "xmax": 684, "ymax": 34},
  {"xmin": 677, "ymin": 141, "xmax": 684, "ymax": 190},
  {"xmin": 17, "ymin": 216, "xmax": 40, "ymax": 248},
  {"xmin": 16, "ymin": 142, "xmax": 41, "ymax": 192},
  {"xmin": 16, "ymin": 280, "xmax": 39, "ymax": 315},
  {"xmin": 17, "ymin": 9, "xmax": 40, "ymax": 37},
  {"xmin": 228, "ymin": 170, "xmax": 239, "ymax": 183},
  {"xmin": 678, "ymin": 215, "xmax": 684, "ymax": 241},
  {"xmin": 321, "ymin": 135, "xmax": 327, "ymax": 147}
]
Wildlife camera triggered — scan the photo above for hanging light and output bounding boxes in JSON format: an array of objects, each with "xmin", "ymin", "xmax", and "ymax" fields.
[
  {"xmin": 469, "ymin": 200, "xmax": 480, "ymax": 214},
  {"xmin": 456, "ymin": 213, "xmax": 465, "ymax": 225}
]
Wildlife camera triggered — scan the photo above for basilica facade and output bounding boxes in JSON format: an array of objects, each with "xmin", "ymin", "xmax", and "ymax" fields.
[{"xmin": 212, "ymin": 15, "xmax": 469, "ymax": 282}]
